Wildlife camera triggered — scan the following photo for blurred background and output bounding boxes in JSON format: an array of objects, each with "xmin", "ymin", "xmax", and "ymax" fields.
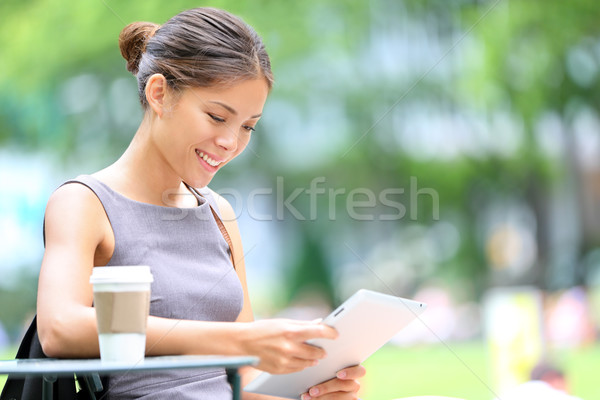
[{"xmin": 1, "ymin": 0, "xmax": 599, "ymax": 399}]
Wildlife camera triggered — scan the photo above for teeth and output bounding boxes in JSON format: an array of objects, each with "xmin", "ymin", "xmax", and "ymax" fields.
[{"xmin": 196, "ymin": 150, "xmax": 221, "ymax": 167}]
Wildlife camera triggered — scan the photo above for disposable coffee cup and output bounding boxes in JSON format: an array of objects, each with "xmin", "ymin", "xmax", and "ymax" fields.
[{"xmin": 89, "ymin": 266, "xmax": 153, "ymax": 363}]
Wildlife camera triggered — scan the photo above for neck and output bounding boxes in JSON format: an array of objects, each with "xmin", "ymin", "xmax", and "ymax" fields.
[{"xmin": 97, "ymin": 116, "xmax": 193, "ymax": 207}]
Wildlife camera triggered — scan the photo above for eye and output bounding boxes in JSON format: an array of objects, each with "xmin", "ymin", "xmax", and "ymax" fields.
[
  {"xmin": 242, "ymin": 125, "xmax": 256, "ymax": 132},
  {"xmin": 208, "ymin": 113, "xmax": 225, "ymax": 123}
]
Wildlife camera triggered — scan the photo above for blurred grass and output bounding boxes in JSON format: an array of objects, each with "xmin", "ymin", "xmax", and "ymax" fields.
[
  {"xmin": 0, "ymin": 342, "xmax": 598, "ymax": 398},
  {"xmin": 361, "ymin": 341, "xmax": 600, "ymax": 400},
  {"xmin": 362, "ymin": 342, "xmax": 492, "ymax": 400}
]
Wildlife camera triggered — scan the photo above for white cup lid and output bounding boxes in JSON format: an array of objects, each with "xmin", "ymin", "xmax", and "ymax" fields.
[{"xmin": 90, "ymin": 266, "xmax": 154, "ymax": 284}]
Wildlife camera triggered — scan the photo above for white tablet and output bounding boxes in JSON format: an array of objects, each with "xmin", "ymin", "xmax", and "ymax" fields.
[{"xmin": 244, "ymin": 289, "xmax": 426, "ymax": 399}]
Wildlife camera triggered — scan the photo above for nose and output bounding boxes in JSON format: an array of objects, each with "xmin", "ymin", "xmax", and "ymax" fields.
[{"xmin": 215, "ymin": 126, "xmax": 238, "ymax": 152}]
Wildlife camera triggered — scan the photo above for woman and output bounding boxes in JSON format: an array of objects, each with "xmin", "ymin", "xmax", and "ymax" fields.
[{"xmin": 36, "ymin": 7, "xmax": 364, "ymax": 400}]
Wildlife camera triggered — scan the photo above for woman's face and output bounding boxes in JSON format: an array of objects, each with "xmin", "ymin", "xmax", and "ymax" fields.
[{"xmin": 153, "ymin": 78, "xmax": 269, "ymax": 188}]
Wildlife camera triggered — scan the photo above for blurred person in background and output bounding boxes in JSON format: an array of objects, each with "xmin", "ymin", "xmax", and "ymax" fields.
[
  {"xmin": 5, "ymin": 7, "xmax": 365, "ymax": 400},
  {"xmin": 493, "ymin": 361, "xmax": 582, "ymax": 400}
]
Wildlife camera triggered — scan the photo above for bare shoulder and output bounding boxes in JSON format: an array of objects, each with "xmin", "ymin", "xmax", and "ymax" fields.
[
  {"xmin": 204, "ymin": 187, "xmax": 237, "ymax": 223},
  {"xmin": 46, "ymin": 181, "xmax": 103, "ymax": 216},
  {"xmin": 44, "ymin": 182, "xmax": 108, "ymax": 245}
]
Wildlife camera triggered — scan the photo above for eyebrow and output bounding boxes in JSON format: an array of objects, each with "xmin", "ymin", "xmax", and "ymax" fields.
[{"xmin": 208, "ymin": 101, "xmax": 262, "ymax": 119}]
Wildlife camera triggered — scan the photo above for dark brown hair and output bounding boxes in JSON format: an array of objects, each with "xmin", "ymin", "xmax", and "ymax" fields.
[{"xmin": 118, "ymin": 7, "xmax": 273, "ymax": 108}]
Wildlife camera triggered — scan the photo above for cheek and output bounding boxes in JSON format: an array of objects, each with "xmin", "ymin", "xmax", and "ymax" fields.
[
  {"xmin": 236, "ymin": 134, "xmax": 252, "ymax": 153},
  {"xmin": 176, "ymin": 116, "xmax": 213, "ymax": 145}
]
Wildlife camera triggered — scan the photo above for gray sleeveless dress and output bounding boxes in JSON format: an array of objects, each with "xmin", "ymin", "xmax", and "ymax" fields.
[{"xmin": 66, "ymin": 175, "xmax": 244, "ymax": 400}]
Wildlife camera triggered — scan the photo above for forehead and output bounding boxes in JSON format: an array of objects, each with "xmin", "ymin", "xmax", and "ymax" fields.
[{"xmin": 185, "ymin": 79, "xmax": 269, "ymax": 116}]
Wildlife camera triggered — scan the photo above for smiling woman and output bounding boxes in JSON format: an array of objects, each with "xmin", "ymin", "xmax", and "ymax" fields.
[{"xmin": 0, "ymin": 6, "xmax": 365, "ymax": 400}]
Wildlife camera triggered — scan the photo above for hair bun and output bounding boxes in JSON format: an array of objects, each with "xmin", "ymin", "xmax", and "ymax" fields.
[{"xmin": 119, "ymin": 22, "xmax": 159, "ymax": 75}]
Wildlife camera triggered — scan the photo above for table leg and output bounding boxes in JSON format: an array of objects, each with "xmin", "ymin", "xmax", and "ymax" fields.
[
  {"xmin": 42, "ymin": 374, "xmax": 57, "ymax": 400},
  {"xmin": 226, "ymin": 368, "xmax": 241, "ymax": 400}
]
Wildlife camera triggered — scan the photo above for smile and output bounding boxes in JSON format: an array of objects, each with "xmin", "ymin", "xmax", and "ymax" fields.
[{"xmin": 195, "ymin": 150, "xmax": 222, "ymax": 167}]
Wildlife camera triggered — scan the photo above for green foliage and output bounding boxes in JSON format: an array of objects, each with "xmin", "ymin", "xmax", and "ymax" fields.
[
  {"xmin": 460, "ymin": 0, "xmax": 600, "ymax": 126},
  {"xmin": 285, "ymin": 222, "xmax": 336, "ymax": 307}
]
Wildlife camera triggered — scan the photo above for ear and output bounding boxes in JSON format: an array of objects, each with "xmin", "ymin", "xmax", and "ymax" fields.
[{"xmin": 145, "ymin": 74, "xmax": 168, "ymax": 117}]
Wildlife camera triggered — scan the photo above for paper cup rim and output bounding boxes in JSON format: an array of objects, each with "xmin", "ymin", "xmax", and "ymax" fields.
[{"xmin": 90, "ymin": 266, "xmax": 154, "ymax": 284}]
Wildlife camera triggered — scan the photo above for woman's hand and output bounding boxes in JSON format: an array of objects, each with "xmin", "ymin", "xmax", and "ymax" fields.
[
  {"xmin": 240, "ymin": 319, "xmax": 339, "ymax": 374},
  {"xmin": 300, "ymin": 365, "xmax": 366, "ymax": 400}
]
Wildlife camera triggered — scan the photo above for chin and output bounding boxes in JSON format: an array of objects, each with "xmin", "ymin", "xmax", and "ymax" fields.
[{"xmin": 185, "ymin": 176, "xmax": 212, "ymax": 189}]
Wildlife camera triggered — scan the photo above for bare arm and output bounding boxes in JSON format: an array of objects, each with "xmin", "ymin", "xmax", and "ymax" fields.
[{"xmin": 37, "ymin": 183, "xmax": 108, "ymax": 357}]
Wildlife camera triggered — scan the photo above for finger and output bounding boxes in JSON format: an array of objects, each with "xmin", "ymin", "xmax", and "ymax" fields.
[
  {"xmin": 295, "ymin": 324, "xmax": 338, "ymax": 341},
  {"xmin": 302, "ymin": 392, "xmax": 357, "ymax": 400},
  {"xmin": 306, "ymin": 378, "xmax": 360, "ymax": 398},
  {"xmin": 279, "ymin": 356, "xmax": 321, "ymax": 373},
  {"xmin": 335, "ymin": 364, "xmax": 366, "ymax": 380},
  {"xmin": 297, "ymin": 342, "xmax": 327, "ymax": 360},
  {"xmin": 262, "ymin": 357, "xmax": 317, "ymax": 375},
  {"xmin": 287, "ymin": 319, "xmax": 325, "ymax": 326}
]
